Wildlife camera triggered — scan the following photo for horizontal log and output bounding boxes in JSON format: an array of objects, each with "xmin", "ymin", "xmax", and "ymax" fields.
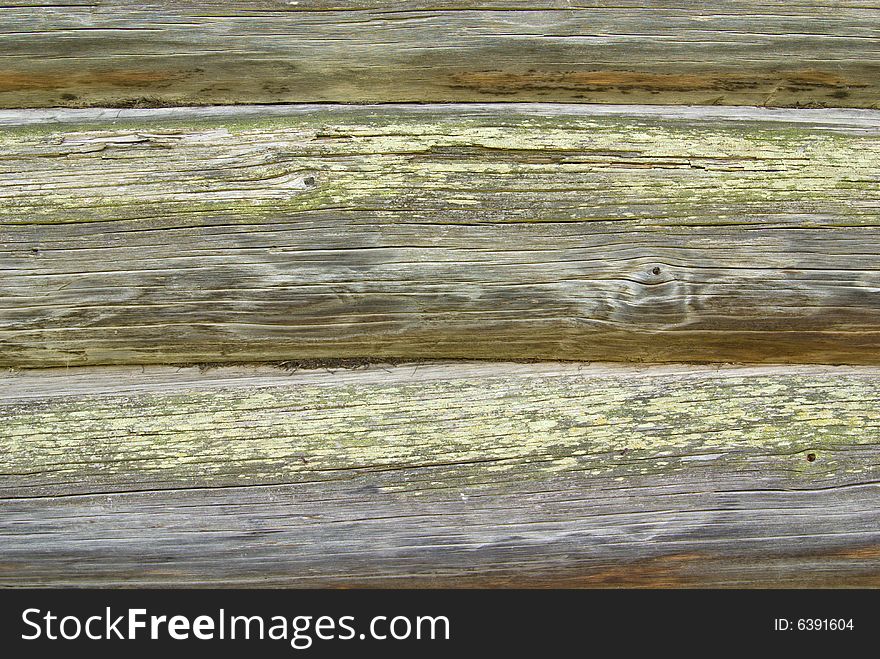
[
  {"xmin": 2, "ymin": 362, "xmax": 879, "ymax": 587},
  {"xmin": 3, "ymin": 104, "xmax": 880, "ymax": 366},
  {"xmin": 0, "ymin": 1, "xmax": 878, "ymax": 108}
]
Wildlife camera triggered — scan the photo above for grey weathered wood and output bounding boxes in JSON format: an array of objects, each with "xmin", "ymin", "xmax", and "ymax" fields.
[
  {"xmin": 2, "ymin": 104, "xmax": 880, "ymax": 366},
  {"xmin": 0, "ymin": 1, "xmax": 878, "ymax": 109},
  {"xmin": 2, "ymin": 362, "xmax": 879, "ymax": 587}
]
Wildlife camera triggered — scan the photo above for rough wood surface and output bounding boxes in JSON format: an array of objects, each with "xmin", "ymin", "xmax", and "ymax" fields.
[
  {"xmin": 3, "ymin": 104, "xmax": 880, "ymax": 366},
  {"xmin": 1, "ymin": 362, "xmax": 879, "ymax": 587},
  {"xmin": 0, "ymin": 1, "xmax": 878, "ymax": 109}
]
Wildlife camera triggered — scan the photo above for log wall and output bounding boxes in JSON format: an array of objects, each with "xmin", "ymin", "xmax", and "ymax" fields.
[{"xmin": 2, "ymin": 2, "xmax": 879, "ymax": 588}]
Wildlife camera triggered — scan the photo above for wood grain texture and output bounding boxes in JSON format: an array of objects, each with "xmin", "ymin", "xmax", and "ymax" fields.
[
  {"xmin": 3, "ymin": 104, "xmax": 880, "ymax": 366},
  {"xmin": 0, "ymin": 1, "xmax": 879, "ymax": 109},
  {"xmin": 2, "ymin": 361, "xmax": 879, "ymax": 587}
]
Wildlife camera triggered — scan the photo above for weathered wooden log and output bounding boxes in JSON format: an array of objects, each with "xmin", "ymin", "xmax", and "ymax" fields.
[
  {"xmin": 1, "ymin": 362, "xmax": 879, "ymax": 587},
  {"xmin": 2, "ymin": 104, "xmax": 880, "ymax": 366},
  {"xmin": 0, "ymin": 1, "xmax": 878, "ymax": 109}
]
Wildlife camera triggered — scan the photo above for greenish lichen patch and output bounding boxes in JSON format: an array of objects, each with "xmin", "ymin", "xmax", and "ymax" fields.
[
  {"xmin": 3, "ymin": 367, "xmax": 879, "ymax": 497},
  {"xmin": 2, "ymin": 108, "xmax": 877, "ymax": 228}
]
